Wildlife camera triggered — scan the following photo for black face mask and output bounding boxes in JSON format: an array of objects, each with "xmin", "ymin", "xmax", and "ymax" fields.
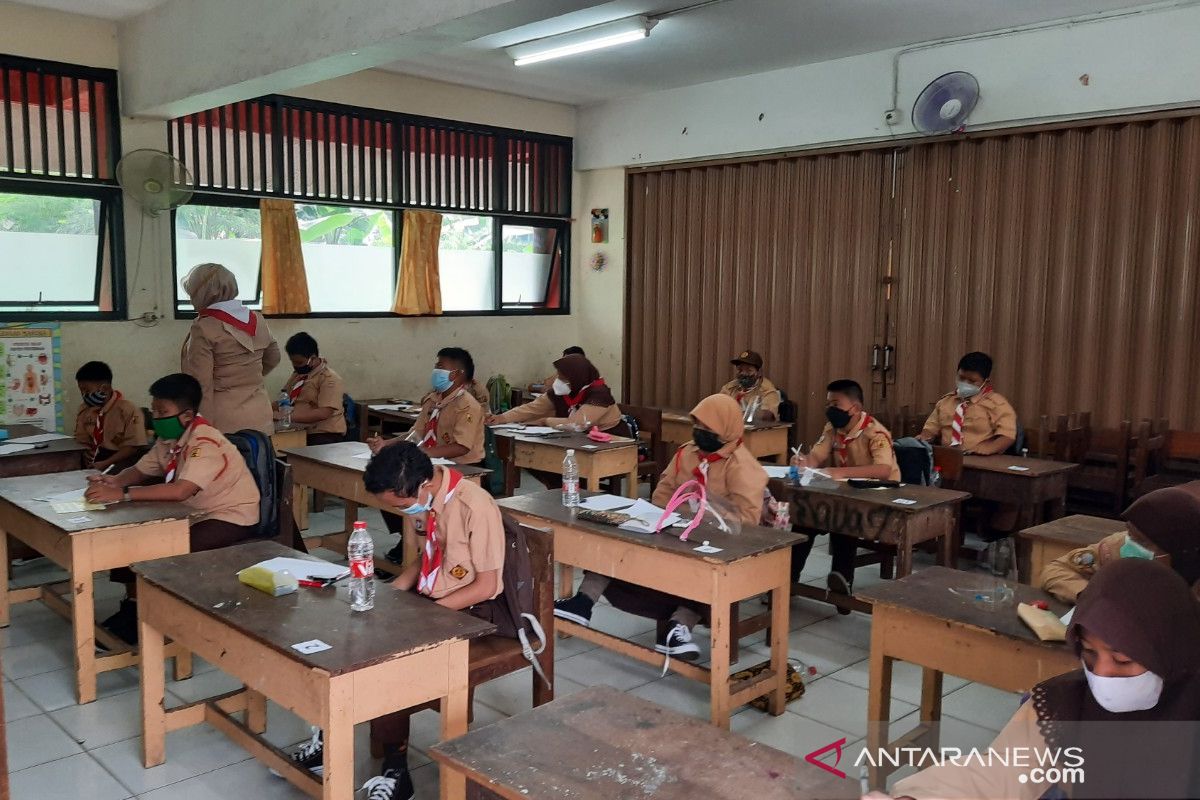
[
  {"xmin": 693, "ymin": 427, "xmax": 724, "ymax": 454},
  {"xmin": 825, "ymin": 406, "xmax": 853, "ymax": 430},
  {"xmin": 740, "ymin": 375, "xmax": 761, "ymax": 389}
]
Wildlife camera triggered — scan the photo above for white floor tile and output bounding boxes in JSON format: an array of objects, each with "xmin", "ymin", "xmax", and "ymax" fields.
[
  {"xmin": 5, "ymin": 713, "xmax": 84, "ymax": 771},
  {"xmin": 731, "ymin": 708, "xmax": 851, "ymax": 761},
  {"xmin": 587, "ymin": 601, "xmax": 657, "ymax": 640},
  {"xmin": 555, "ymin": 645, "xmax": 666, "ymax": 691},
  {"xmin": 802, "ymin": 613, "xmax": 874, "ymax": 650},
  {"xmin": 0, "ymin": 608, "xmax": 72, "ymax": 649},
  {"xmin": 892, "ymin": 711, "xmax": 1001, "ymax": 753},
  {"xmin": 940, "ymin": 682, "xmax": 1022, "ymax": 732},
  {"xmin": 407, "ymin": 701, "xmax": 508, "ymax": 754},
  {"xmin": 3, "ymin": 679, "xmax": 42, "ymax": 722},
  {"xmin": 628, "ymin": 674, "xmax": 751, "ymax": 724},
  {"xmin": 2, "ymin": 636, "xmax": 75, "ymax": 680},
  {"xmin": 90, "ymin": 726, "xmax": 253, "ymax": 794},
  {"xmin": 472, "ymin": 668, "xmax": 587, "ymax": 718},
  {"xmin": 410, "ymin": 760, "xmax": 441, "ymax": 800},
  {"xmin": 550, "ymin": 630, "xmax": 599, "ymax": 659},
  {"xmin": 136, "ymin": 757, "xmax": 316, "ymax": 800},
  {"xmin": 15, "ymin": 664, "xmax": 140, "ymax": 713},
  {"xmin": 9, "ymin": 751, "xmax": 132, "ymax": 800},
  {"xmin": 51, "ymin": 687, "xmax": 145, "ymax": 749},
  {"xmin": 787, "ymin": 595, "xmax": 840, "ymax": 630},
  {"xmin": 166, "ymin": 668, "xmax": 245, "ymax": 706},
  {"xmin": 829, "ymin": 659, "xmax": 969, "ymax": 706},
  {"xmin": 789, "ymin": 677, "xmax": 917, "ymax": 738},
  {"xmin": 776, "ymin": 629, "xmax": 869, "ymax": 677}
]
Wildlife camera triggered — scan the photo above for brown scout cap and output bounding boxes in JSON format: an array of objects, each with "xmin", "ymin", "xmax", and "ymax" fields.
[{"xmin": 730, "ymin": 350, "xmax": 763, "ymax": 369}]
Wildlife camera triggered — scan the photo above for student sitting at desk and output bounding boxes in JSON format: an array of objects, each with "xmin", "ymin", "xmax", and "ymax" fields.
[
  {"xmin": 720, "ymin": 349, "xmax": 780, "ymax": 421},
  {"xmin": 528, "ymin": 345, "xmax": 586, "ymax": 396},
  {"xmin": 1040, "ymin": 481, "xmax": 1200, "ymax": 603},
  {"xmin": 369, "ymin": 347, "xmax": 485, "ymax": 565},
  {"xmin": 871, "ymin": 559, "xmax": 1200, "ymax": 800},
  {"xmin": 85, "ymin": 373, "xmax": 261, "ymax": 644},
  {"xmin": 553, "ymin": 393, "xmax": 767, "ymax": 663},
  {"xmin": 73, "ymin": 360, "xmax": 147, "ymax": 472},
  {"xmin": 273, "ymin": 332, "xmax": 346, "ymax": 445},
  {"xmin": 488, "ymin": 353, "xmax": 622, "ymax": 432},
  {"xmin": 280, "ymin": 442, "xmax": 504, "ymax": 800},
  {"xmin": 790, "ymin": 379, "xmax": 900, "ymax": 610}
]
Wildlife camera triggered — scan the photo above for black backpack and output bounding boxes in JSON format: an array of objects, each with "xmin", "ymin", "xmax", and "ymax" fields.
[
  {"xmin": 226, "ymin": 429, "xmax": 278, "ymax": 540},
  {"xmin": 466, "ymin": 513, "xmax": 549, "ymax": 687},
  {"xmin": 893, "ymin": 436, "xmax": 934, "ymax": 485},
  {"xmin": 342, "ymin": 393, "xmax": 358, "ymax": 442}
]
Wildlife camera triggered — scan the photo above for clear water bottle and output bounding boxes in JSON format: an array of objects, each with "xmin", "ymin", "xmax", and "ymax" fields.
[
  {"xmin": 562, "ymin": 449, "xmax": 580, "ymax": 508},
  {"xmin": 347, "ymin": 521, "xmax": 375, "ymax": 611},
  {"xmin": 930, "ymin": 465, "xmax": 943, "ymax": 487},
  {"xmin": 743, "ymin": 395, "xmax": 762, "ymax": 423},
  {"xmin": 277, "ymin": 393, "xmax": 293, "ymax": 429}
]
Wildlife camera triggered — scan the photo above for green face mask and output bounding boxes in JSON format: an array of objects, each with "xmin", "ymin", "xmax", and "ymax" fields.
[
  {"xmin": 152, "ymin": 414, "xmax": 187, "ymax": 441},
  {"xmin": 1119, "ymin": 533, "xmax": 1155, "ymax": 560}
]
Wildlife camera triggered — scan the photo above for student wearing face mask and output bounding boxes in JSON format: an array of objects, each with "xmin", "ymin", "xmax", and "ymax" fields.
[
  {"xmin": 527, "ymin": 346, "xmax": 586, "ymax": 397},
  {"xmin": 1040, "ymin": 481, "xmax": 1200, "ymax": 603},
  {"xmin": 790, "ymin": 379, "xmax": 900, "ymax": 610},
  {"xmin": 553, "ymin": 394, "xmax": 768, "ymax": 663},
  {"xmin": 370, "ymin": 347, "xmax": 485, "ymax": 565},
  {"xmin": 487, "ymin": 353, "xmax": 622, "ymax": 432},
  {"xmin": 868, "ymin": 558, "xmax": 1200, "ymax": 800},
  {"xmin": 917, "ymin": 351, "xmax": 1017, "ymax": 456},
  {"xmin": 720, "ymin": 350, "xmax": 781, "ymax": 421},
  {"xmin": 73, "ymin": 360, "xmax": 148, "ymax": 472},
  {"xmin": 273, "ymin": 332, "xmax": 346, "ymax": 444}
]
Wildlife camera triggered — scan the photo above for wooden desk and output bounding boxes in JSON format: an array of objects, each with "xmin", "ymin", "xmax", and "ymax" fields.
[
  {"xmin": 497, "ymin": 491, "xmax": 803, "ymax": 729},
  {"xmin": 283, "ymin": 442, "xmax": 490, "ymax": 572},
  {"xmin": 662, "ymin": 411, "xmax": 793, "ymax": 464},
  {"xmin": 1016, "ymin": 514, "xmax": 1126, "ymax": 584},
  {"xmin": 769, "ymin": 478, "xmax": 970, "ymax": 613},
  {"xmin": 957, "ymin": 455, "xmax": 1077, "ymax": 529},
  {"xmin": 858, "ymin": 566, "xmax": 1077, "ymax": 788},
  {"xmin": 271, "ymin": 423, "xmax": 309, "ymax": 453},
  {"xmin": 362, "ymin": 401, "xmax": 420, "ymax": 439},
  {"xmin": 134, "ymin": 540, "xmax": 494, "ymax": 800},
  {"xmin": 0, "ymin": 471, "xmax": 193, "ymax": 704},
  {"xmin": 493, "ymin": 430, "xmax": 639, "ymax": 499},
  {"xmin": 430, "ymin": 685, "xmax": 857, "ymax": 800},
  {"xmin": 0, "ymin": 425, "xmax": 86, "ymax": 478}
]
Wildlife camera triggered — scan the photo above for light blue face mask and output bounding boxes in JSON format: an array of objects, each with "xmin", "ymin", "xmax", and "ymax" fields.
[
  {"xmin": 399, "ymin": 492, "xmax": 432, "ymax": 516},
  {"xmin": 1120, "ymin": 532, "xmax": 1156, "ymax": 560},
  {"xmin": 431, "ymin": 368, "xmax": 453, "ymax": 393},
  {"xmin": 956, "ymin": 381, "xmax": 982, "ymax": 399}
]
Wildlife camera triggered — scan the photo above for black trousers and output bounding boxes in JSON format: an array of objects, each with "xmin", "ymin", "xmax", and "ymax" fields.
[{"xmin": 789, "ymin": 531, "xmax": 859, "ymax": 588}]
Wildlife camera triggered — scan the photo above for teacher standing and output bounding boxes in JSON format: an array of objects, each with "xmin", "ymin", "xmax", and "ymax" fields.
[{"xmin": 180, "ymin": 263, "xmax": 280, "ymax": 436}]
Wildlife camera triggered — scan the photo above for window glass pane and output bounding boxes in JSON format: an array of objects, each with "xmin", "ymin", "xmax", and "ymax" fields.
[
  {"xmin": 501, "ymin": 224, "xmax": 559, "ymax": 307},
  {"xmin": 175, "ymin": 205, "xmax": 262, "ymax": 308},
  {"xmin": 439, "ymin": 214, "xmax": 494, "ymax": 312},
  {"xmin": 297, "ymin": 204, "xmax": 394, "ymax": 313},
  {"xmin": 0, "ymin": 193, "xmax": 100, "ymax": 304}
]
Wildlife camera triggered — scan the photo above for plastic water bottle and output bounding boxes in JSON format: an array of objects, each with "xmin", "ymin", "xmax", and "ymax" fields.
[
  {"xmin": 562, "ymin": 449, "xmax": 580, "ymax": 508},
  {"xmin": 347, "ymin": 521, "xmax": 375, "ymax": 611},
  {"xmin": 930, "ymin": 465, "xmax": 943, "ymax": 488},
  {"xmin": 278, "ymin": 393, "xmax": 293, "ymax": 429}
]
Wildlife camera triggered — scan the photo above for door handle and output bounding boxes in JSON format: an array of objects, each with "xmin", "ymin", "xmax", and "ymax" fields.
[
  {"xmin": 883, "ymin": 345, "xmax": 894, "ymax": 375},
  {"xmin": 871, "ymin": 344, "xmax": 881, "ymax": 372}
]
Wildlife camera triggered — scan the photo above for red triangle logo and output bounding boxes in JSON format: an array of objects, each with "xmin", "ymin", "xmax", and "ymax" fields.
[{"xmin": 805, "ymin": 737, "xmax": 848, "ymax": 779}]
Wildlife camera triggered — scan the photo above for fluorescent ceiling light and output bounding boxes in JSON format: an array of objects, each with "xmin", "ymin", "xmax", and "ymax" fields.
[{"xmin": 507, "ymin": 16, "xmax": 657, "ymax": 67}]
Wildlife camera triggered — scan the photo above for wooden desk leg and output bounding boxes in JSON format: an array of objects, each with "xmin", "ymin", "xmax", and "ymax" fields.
[
  {"xmin": 246, "ymin": 689, "xmax": 268, "ymax": 734},
  {"xmin": 0, "ymin": 523, "xmax": 9, "ymax": 628},
  {"xmin": 293, "ymin": 483, "xmax": 310, "ymax": 532},
  {"xmin": 773, "ymin": 451, "xmax": 787, "ymax": 465},
  {"xmin": 70, "ymin": 547, "xmax": 98, "ymax": 704},
  {"xmin": 343, "ymin": 501, "xmax": 358, "ymax": 534},
  {"xmin": 894, "ymin": 530, "xmax": 914, "ymax": 579},
  {"xmin": 866, "ymin": 625, "xmax": 894, "ymax": 790},
  {"xmin": 767, "ymin": 583, "xmax": 789, "ymax": 716},
  {"xmin": 920, "ymin": 667, "xmax": 944, "ymax": 736},
  {"xmin": 323, "ymin": 681, "xmax": 355, "ymax": 800},
  {"xmin": 173, "ymin": 649, "xmax": 193, "ymax": 681},
  {"xmin": 708, "ymin": 597, "xmax": 733, "ymax": 730},
  {"xmin": 440, "ymin": 640, "xmax": 471, "ymax": 800},
  {"xmin": 140, "ymin": 613, "xmax": 167, "ymax": 767},
  {"xmin": 624, "ymin": 468, "xmax": 638, "ymax": 499}
]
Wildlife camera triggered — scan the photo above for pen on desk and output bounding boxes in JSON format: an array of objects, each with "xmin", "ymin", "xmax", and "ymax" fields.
[{"xmin": 100, "ymin": 464, "xmax": 115, "ymax": 476}]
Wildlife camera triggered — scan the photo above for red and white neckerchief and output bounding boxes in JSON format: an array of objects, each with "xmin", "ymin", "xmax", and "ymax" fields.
[
  {"xmin": 89, "ymin": 391, "xmax": 121, "ymax": 460},
  {"xmin": 734, "ymin": 379, "xmax": 760, "ymax": 405},
  {"xmin": 163, "ymin": 415, "xmax": 209, "ymax": 483},
  {"xmin": 951, "ymin": 384, "xmax": 993, "ymax": 447},
  {"xmin": 199, "ymin": 307, "xmax": 257, "ymax": 336},
  {"xmin": 417, "ymin": 469, "xmax": 464, "ymax": 596},
  {"xmin": 833, "ymin": 413, "xmax": 873, "ymax": 467},
  {"xmin": 564, "ymin": 378, "xmax": 605, "ymax": 410},
  {"xmin": 287, "ymin": 373, "xmax": 309, "ymax": 402},
  {"xmin": 674, "ymin": 441, "xmax": 741, "ymax": 485},
  {"xmin": 420, "ymin": 388, "xmax": 464, "ymax": 448}
]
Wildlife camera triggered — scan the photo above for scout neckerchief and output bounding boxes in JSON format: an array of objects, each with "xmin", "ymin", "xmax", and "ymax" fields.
[
  {"xmin": 198, "ymin": 307, "xmax": 257, "ymax": 336},
  {"xmin": 734, "ymin": 378, "xmax": 761, "ymax": 405},
  {"xmin": 833, "ymin": 413, "xmax": 872, "ymax": 467},
  {"xmin": 89, "ymin": 391, "xmax": 121, "ymax": 461},
  {"xmin": 420, "ymin": 387, "xmax": 465, "ymax": 448},
  {"xmin": 164, "ymin": 415, "xmax": 209, "ymax": 483},
  {"xmin": 951, "ymin": 384, "xmax": 993, "ymax": 447},
  {"xmin": 417, "ymin": 469, "xmax": 464, "ymax": 596},
  {"xmin": 674, "ymin": 441, "xmax": 742, "ymax": 486},
  {"xmin": 286, "ymin": 365, "xmax": 316, "ymax": 401},
  {"xmin": 564, "ymin": 379, "xmax": 605, "ymax": 410}
]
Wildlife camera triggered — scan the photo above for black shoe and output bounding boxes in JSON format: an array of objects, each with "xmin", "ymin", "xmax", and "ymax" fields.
[
  {"xmin": 101, "ymin": 599, "xmax": 139, "ymax": 645},
  {"xmin": 271, "ymin": 728, "xmax": 323, "ymax": 777},
  {"xmin": 826, "ymin": 572, "xmax": 853, "ymax": 615},
  {"xmin": 384, "ymin": 541, "xmax": 406, "ymax": 565},
  {"xmin": 654, "ymin": 622, "xmax": 700, "ymax": 660},
  {"xmin": 553, "ymin": 593, "xmax": 594, "ymax": 627},
  {"xmin": 362, "ymin": 755, "xmax": 414, "ymax": 800}
]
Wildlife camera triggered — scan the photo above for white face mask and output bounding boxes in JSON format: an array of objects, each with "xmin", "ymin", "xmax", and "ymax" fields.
[
  {"xmin": 956, "ymin": 380, "xmax": 982, "ymax": 399},
  {"xmin": 552, "ymin": 378, "xmax": 571, "ymax": 396},
  {"xmin": 1083, "ymin": 661, "xmax": 1164, "ymax": 713}
]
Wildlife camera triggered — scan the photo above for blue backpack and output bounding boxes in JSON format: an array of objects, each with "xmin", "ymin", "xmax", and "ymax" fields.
[{"xmin": 226, "ymin": 429, "xmax": 278, "ymax": 540}]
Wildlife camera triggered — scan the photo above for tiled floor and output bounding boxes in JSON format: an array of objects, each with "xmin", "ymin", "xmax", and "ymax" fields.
[{"xmin": 2, "ymin": 488, "xmax": 1022, "ymax": 799}]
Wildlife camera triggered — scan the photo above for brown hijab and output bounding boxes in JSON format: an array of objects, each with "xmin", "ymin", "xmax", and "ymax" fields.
[
  {"xmin": 690, "ymin": 394, "xmax": 745, "ymax": 454},
  {"xmin": 1031, "ymin": 559, "xmax": 1200, "ymax": 798},
  {"xmin": 1123, "ymin": 481, "xmax": 1200, "ymax": 587},
  {"xmin": 549, "ymin": 354, "xmax": 615, "ymax": 416}
]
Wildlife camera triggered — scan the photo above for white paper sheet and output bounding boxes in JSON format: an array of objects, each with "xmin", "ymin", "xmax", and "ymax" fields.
[
  {"xmin": 5, "ymin": 433, "xmax": 71, "ymax": 444},
  {"xmin": 37, "ymin": 488, "xmax": 88, "ymax": 503},
  {"xmin": 253, "ymin": 557, "xmax": 349, "ymax": 582},
  {"xmin": 352, "ymin": 451, "xmax": 372, "ymax": 459},
  {"xmin": 0, "ymin": 443, "xmax": 35, "ymax": 456},
  {"xmin": 368, "ymin": 404, "xmax": 407, "ymax": 412},
  {"xmin": 431, "ymin": 457, "xmax": 455, "ymax": 465},
  {"xmin": 578, "ymin": 494, "xmax": 636, "ymax": 512},
  {"xmin": 488, "ymin": 423, "xmax": 525, "ymax": 430},
  {"xmin": 762, "ymin": 465, "xmax": 792, "ymax": 478},
  {"xmin": 52, "ymin": 500, "xmax": 105, "ymax": 513},
  {"xmin": 511, "ymin": 426, "xmax": 559, "ymax": 435},
  {"xmin": 614, "ymin": 499, "xmax": 681, "ymax": 533},
  {"xmin": 1060, "ymin": 607, "xmax": 1075, "ymax": 626}
]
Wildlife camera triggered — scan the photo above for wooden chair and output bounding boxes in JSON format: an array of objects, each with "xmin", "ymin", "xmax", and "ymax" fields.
[
  {"xmin": 1067, "ymin": 420, "xmax": 1135, "ymax": 517},
  {"xmin": 273, "ymin": 458, "xmax": 307, "ymax": 552},
  {"xmin": 615, "ymin": 403, "xmax": 666, "ymax": 494},
  {"xmin": 1133, "ymin": 428, "xmax": 1200, "ymax": 497},
  {"xmin": 369, "ymin": 521, "xmax": 554, "ymax": 756},
  {"xmin": 778, "ymin": 395, "xmax": 799, "ymax": 452},
  {"xmin": 1129, "ymin": 419, "xmax": 1168, "ymax": 501}
]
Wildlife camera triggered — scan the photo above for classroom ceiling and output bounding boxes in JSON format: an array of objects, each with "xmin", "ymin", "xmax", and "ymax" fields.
[
  {"xmin": 10, "ymin": 0, "xmax": 166, "ymax": 19},
  {"xmin": 377, "ymin": 0, "xmax": 1157, "ymax": 105}
]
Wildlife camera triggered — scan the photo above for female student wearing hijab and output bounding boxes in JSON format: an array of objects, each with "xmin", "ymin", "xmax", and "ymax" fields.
[
  {"xmin": 1040, "ymin": 481, "xmax": 1200, "ymax": 602},
  {"xmin": 487, "ymin": 353, "xmax": 622, "ymax": 431},
  {"xmin": 180, "ymin": 263, "xmax": 280, "ymax": 436},
  {"xmin": 869, "ymin": 558, "xmax": 1200, "ymax": 800}
]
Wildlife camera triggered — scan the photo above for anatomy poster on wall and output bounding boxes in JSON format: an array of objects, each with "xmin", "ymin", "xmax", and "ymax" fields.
[{"xmin": 0, "ymin": 323, "xmax": 63, "ymax": 433}]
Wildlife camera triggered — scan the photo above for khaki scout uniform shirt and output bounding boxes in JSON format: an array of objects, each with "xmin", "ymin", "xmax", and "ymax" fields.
[
  {"xmin": 492, "ymin": 393, "xmax": 622, "ymax": 431},
  {"xmin": 281, "ymin": 363, "xmax": 346, "ymax": 436},
  {"xmin": 181, "ymin": 313, "xmax": 281, "ymax": 436},
  {"xmin": 652, "ymin": 442, "xmax": 769, "ymax": 526},
  {"xmin": 720, "ymin": 377, "xmax": 782, "ymax": 419},
  {"xmin": 921, "ymin": 388, "xmax": 1018, "ymax": 453},
  {"xmin": 413, "ymin": 387, "xmax": 485, "ymax": 464},
  {"xmin": 468, "ymin": 379, "xmax": 491, "ymax": 411},
  {"xmin": 809, "ymin": 414, "xmax": 901, "ymax": 481},
  {"xmin": 74, "ymin": 392, "xmax": 147, "ymax": 457},
  {"xmin": 417, "ymin": 467, "xmax": 505, "ymax": 600},
  {"xmin": 134, "ymin": 421, "xmax": 260, "ymax": 526},
  {"xmin": 1039, "ymin": 530, "xmax": 1130, "ymax": 603}
]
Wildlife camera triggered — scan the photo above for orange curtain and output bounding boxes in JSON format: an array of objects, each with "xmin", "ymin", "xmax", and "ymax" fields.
[
  {"xmin": 392, "ymin": 210, "xmax": 443, "ymax": 315},
  {"xmin": 260, "ymin": 198, "xmax": 311, "ymax": 314}
]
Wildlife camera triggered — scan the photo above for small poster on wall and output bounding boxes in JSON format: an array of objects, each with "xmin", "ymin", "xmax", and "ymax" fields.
[{"xmin": 0, "ymin": 323, "xmax": 63, "ymax": 433}]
